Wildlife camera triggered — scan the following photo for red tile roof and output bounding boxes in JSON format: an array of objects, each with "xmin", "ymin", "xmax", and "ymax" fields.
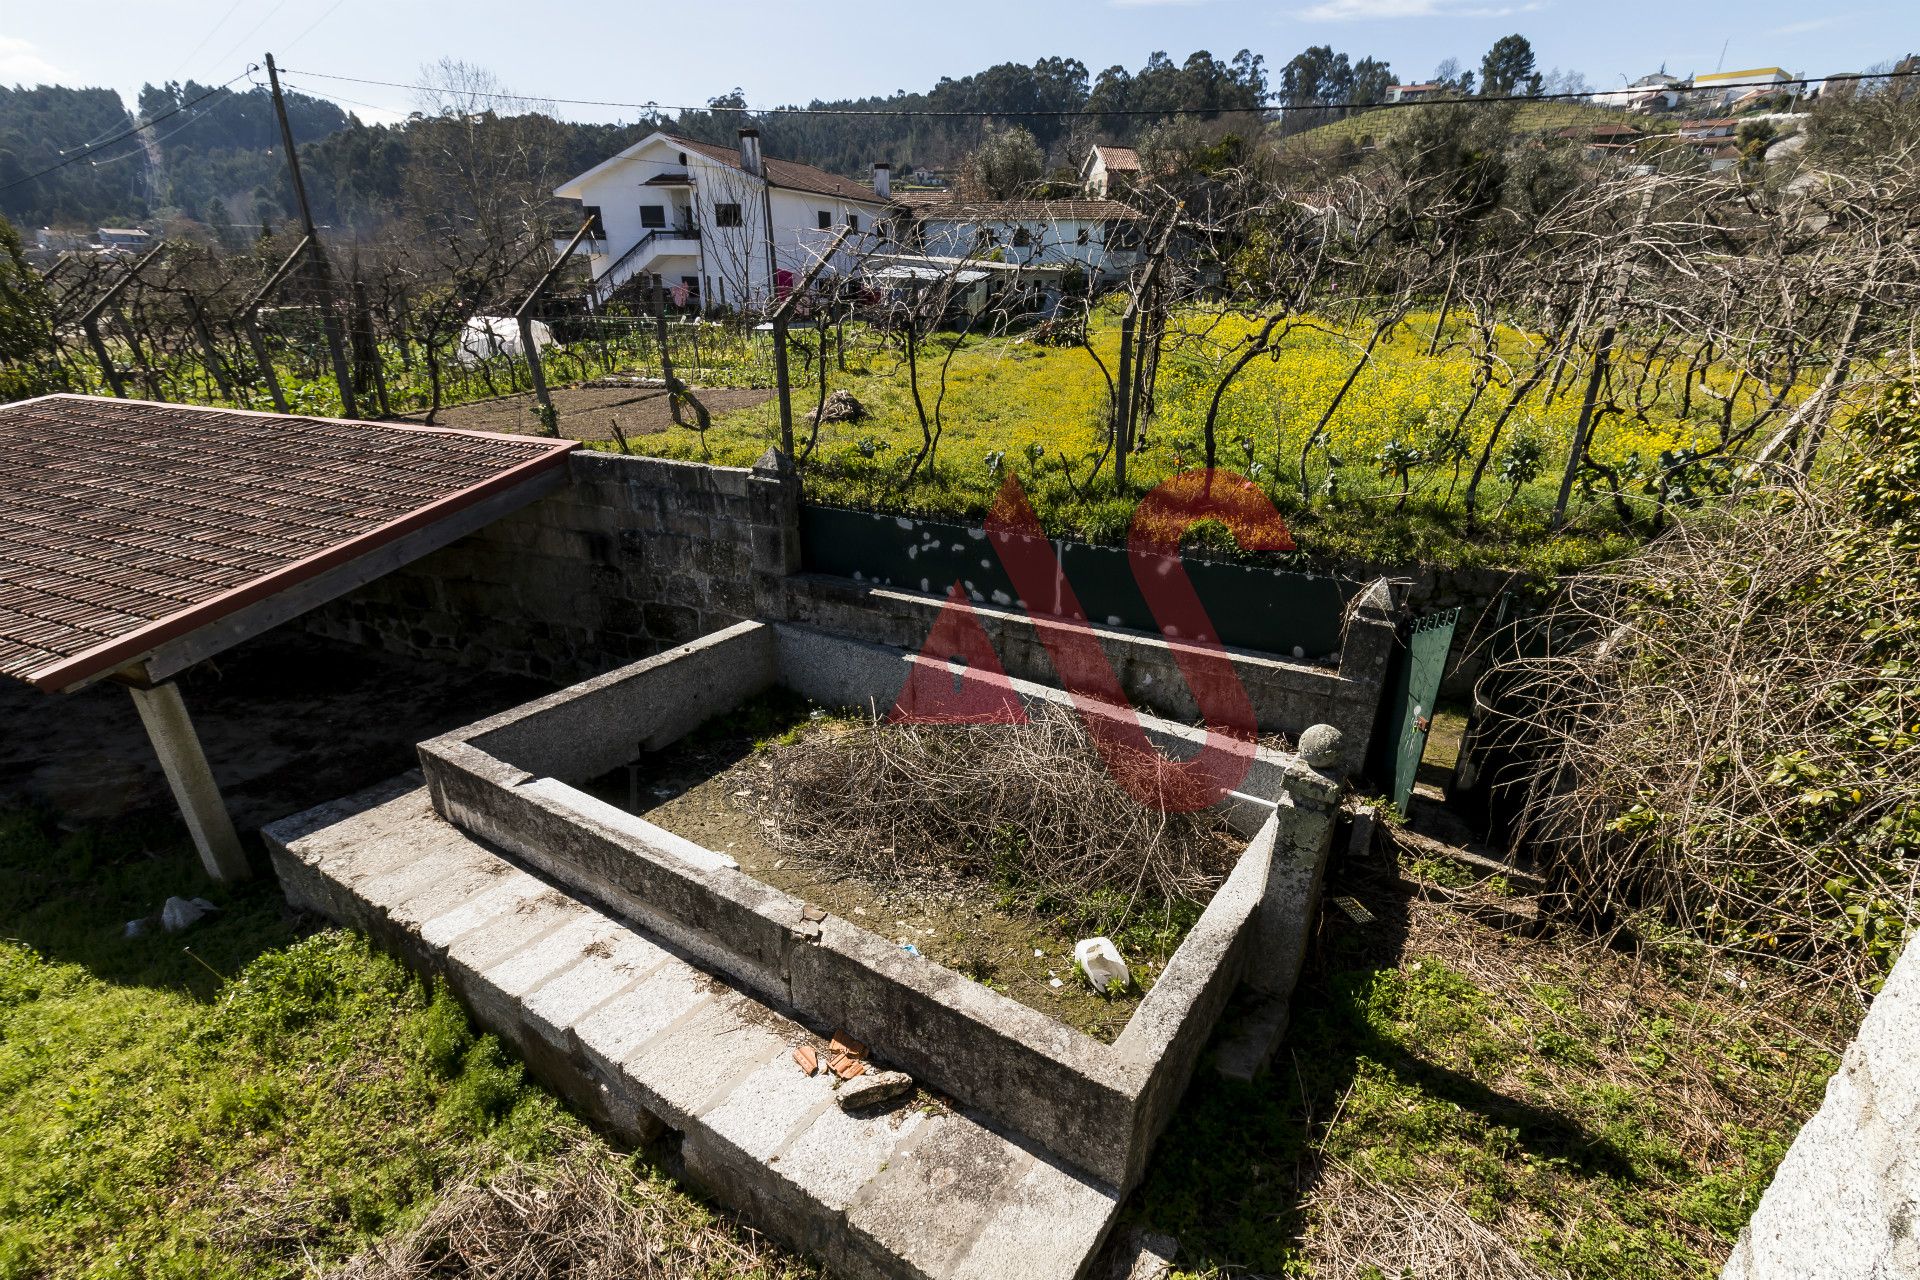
[
  {"xmin": 0, "ymin": 396, "xmax": 575, "ymax": 691},
  {"xmin": 1091, "ymin": 145, "xmax": 1142, "ymax": 171},
  {"xmin": 669, "ymin": 135, "xmax": 883, "ymax": 204}
]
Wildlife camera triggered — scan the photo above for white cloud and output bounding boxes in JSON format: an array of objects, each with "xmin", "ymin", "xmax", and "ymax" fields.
[
  {"xmin": 1293, "ymin": 0, "xmax": 1542, "ymax": 19},
  {"xmin": 1110, "ymin": 0, "xmax": 1215, "ymax": 6},
  {"xmin": 0, "ymin": 36, "xmax": 67, "ymax": 85}
]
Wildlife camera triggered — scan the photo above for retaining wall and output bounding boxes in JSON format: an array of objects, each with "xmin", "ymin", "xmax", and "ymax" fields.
[
  {"xmin": 309, "ymin": 450, "xmax": 1400, "ymax": 772},
  {"xmin": 305, "ymin": 450, "xmax": 799, "ymax": 685}
]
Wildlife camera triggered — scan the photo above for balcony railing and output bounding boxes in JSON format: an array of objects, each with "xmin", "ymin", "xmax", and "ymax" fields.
[{"xmin": 589, "ymin": 226, "xmax": 701, "ymax": 307}]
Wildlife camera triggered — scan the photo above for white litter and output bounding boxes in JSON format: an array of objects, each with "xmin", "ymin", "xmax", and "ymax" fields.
[
  {"xmin": 454, "ymin": 314, "xmax": 556, "ymax": 366},
  {"xmin": 160, "ymin": 896, "xmax": 218, "ymax": 933},
  {"xmin": 1074, "ymin": 937, "xmax": 1131, "ymax": 995}
]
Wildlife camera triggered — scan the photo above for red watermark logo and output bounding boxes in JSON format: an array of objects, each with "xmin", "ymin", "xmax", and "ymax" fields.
[{"xmin": 890, "ymin": 469, "xmax": 1294, "ymax": 812}]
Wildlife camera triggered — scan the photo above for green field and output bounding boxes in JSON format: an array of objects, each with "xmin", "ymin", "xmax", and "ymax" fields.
[
  {"xmin": 603, "ymin": 306, "xmax": 1751, "ymax": 572},
  {"xmin": 1284, "ymin": 98, "xmax": 1673, "ymax": 150},
  {"xmin": 0, "ymin": 808, "xmax": 810, "ymax": 1279}
]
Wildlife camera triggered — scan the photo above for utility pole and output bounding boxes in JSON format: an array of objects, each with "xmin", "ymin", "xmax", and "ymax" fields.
[{"xmin": 266, "ymin": 52, "xmax": 356, "ymax": 419}]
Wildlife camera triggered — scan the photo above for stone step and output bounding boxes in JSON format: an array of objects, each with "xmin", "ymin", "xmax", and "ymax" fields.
[{"xmin": 264, "ymin": 774, "xmax": 1122, "ymax": 1280}]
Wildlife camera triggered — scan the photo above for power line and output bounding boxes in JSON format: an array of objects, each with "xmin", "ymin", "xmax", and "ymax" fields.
[
  {"xmin": 282, "ymin": 66, "xmax": 1913, "ymax": 119},
  {"xmin": 0, "ymin": 70, "xmax": 255, "ymax": 194}
]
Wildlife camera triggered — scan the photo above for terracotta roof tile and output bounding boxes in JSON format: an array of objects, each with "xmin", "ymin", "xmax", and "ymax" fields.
[
  {"xmin": 0, "ymin": 396, "xmax": 574, "ymax": 690},
  {"xmin": 668, "ymin": 135, "xmax": 884, "ymax": 204}
]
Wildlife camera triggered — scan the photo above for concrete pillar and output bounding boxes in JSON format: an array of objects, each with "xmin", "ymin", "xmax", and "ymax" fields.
[
  {"xmin": 749, "ymin": 447, "xmax": 803, "ymax": 618},
  {"xmin": 127, "ymin": 681, "xmax": 250, "ymax": 882}
]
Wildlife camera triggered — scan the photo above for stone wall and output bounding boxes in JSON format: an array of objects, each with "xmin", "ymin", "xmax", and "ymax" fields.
[
  {"xmin": 306, "ymin": 450, "xmax": 799, "ymax": 685},
  {"xmin": 1722, "ymin": 940, "xmax": 1920, "ymax": 1279},
  {"xmin": 311, "ymin": 451, "xmax": 1399, "ymax": 775}
]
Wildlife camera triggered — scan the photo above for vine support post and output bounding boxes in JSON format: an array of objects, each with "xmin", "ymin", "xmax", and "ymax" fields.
[{"xmin": 78, "ymin": 241, "xmax": 162, "ymax": 399}]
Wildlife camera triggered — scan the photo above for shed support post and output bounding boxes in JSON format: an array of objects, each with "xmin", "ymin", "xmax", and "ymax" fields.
[{"xmin": 126, "ymin": 681, "xmax": 249, "ymax": 882}]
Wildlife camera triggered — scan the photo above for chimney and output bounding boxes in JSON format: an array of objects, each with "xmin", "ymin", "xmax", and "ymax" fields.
[
  {"xmin": 872, "ymin": 162, "xmax": 892, "ymax": 200},
  {"xmin": 737, "ymin": 127, "xmax": 763, "ymax": 178}
]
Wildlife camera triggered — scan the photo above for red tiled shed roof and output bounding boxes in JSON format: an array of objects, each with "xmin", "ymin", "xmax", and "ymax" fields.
[{"xmin": 0, "ymin": 395, "xmax": 575, "ymax": 691}]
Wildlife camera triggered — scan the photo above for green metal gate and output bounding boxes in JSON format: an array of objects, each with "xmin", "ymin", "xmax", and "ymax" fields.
[{"xmin": 1380, "ymin": 608, "xmax": 1461, "ymax": 814}]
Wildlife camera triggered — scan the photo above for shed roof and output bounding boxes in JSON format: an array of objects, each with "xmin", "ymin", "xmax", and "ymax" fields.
[{"xmin": 0, "ymin": 396, "xmax": 575, "ymax": 692}]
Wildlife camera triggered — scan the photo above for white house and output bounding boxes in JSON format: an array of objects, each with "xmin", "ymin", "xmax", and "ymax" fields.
[
  {"xmin": 1591, "ymin": 70, "xmax": 1688, "ymax": 113},
  {"xmin": 1691, "ymin": 67, "xmax": 1796, "ymax": 109},
  {"xmin": 1079, "ymin": 145, "xmax": 1142, "ymax": 198},
  {"xmin": 554, "ymin": 129, "xmax": 891, "ymax": 311},
  {"xmin": 893, "ymin": 194, "xmax": 1146, "ymax": 284},
  {"xmin": 1385, "ymin": 83, "xmax": 1446, "ymax": 103}
]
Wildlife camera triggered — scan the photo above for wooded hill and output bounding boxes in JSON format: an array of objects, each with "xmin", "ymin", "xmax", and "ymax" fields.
[{"xmin": 2, "ymin": 50, "xmax": 1272, "ymax": 234}]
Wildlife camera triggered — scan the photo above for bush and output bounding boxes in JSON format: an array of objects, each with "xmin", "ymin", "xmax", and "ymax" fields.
[{"xmin": 1491, "ymin": 376, "xmax": 1920, "ymax": 990}]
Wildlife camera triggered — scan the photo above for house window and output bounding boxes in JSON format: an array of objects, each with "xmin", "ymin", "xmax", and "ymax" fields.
[
  {"xmin": 579, "ymin": 205, "xmax": 606, "ymax": 238},
  {"xmin": 640, "ymin": 204, "xmax": 666, "ymax": 229},
  {"xmin": 1012, "ymin": 227, "xmax": 1032, "ymax": 248},
  {"xmin": 818, "ymin": 210, "xmax": 832, "ymax": 229},
  {"xmin": 1076, "ymin": 227, "xmax": 1090, "ymax": 246},
  {"xmin": 715, "ymin": 203, "xmax": 743, "ymax": 227},
  {"xmin": 848, "ymin": 213, "xmax": 860, "ymax": 232}
]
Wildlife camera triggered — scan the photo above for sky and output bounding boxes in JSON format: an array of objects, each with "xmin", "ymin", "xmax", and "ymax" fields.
[{"xmin": 3, "ymin": 0, "xmax": 1914, "ymax": 128}]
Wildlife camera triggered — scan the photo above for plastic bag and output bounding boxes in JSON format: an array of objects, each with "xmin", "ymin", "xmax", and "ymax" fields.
[{"xmin": 1074, "ymin": 937, "xmax": 1131, "ymax": 995}]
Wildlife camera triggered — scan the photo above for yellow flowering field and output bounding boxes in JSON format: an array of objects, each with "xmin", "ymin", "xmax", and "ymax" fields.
[{"xmin": 605, "ymin": 308, "xmax": 1780, "ymax": 571}]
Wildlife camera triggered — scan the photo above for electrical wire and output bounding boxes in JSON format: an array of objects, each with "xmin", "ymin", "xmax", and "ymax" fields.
[
  {"xmin": 165, "ymin": 0, "xmax": 252, "ymax": 86},
  {"xmin": 280, "ymin": 66, "xmax": 1915, "ymax": 120},
  {"xmin": 0, "ymin": 70, "xmax": 256, "ymax": 194}
]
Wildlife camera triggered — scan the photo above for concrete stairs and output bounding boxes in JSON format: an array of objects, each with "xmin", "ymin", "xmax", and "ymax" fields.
[{"xmin": 265, "ymin": 774, "xmax": 1123, "ymax": 1280}]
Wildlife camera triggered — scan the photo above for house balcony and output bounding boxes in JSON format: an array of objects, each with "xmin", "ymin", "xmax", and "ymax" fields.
[
  {"xmin": 588, "ymin": 227, "xmax": 703, "ymax": 306},
  {"xmin": 555, "ymin": 237, "xmax": 609, "ymax": 257}
]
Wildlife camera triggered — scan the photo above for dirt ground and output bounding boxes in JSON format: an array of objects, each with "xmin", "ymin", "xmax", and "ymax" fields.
[
  {"xmin": 0, "ymin": 629, "xmax": 550, "ymax": 837},
  {"xmin": 399, "ymin": 382, "xmax": 772, "ymax": 442},
  {"xmin": 585, "ymin": 706, "xmax": 1223, "ymax": 1042}
]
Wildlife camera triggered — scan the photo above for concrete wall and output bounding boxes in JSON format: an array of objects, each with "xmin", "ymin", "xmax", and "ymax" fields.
[
  {"xmin": 788, "ymin": 575, "xmax": 1398, "ymax": 775},
  {"xmin": 305, "ymin": 450, "xmax": 799, "ymax": 686},
  {"xmin": 1722, "ymin": 941, "xmax": 1920, "ymax": 1280},
  {"xmin": 416, "ymin": 620, "xmax": 1341, "ymax": 1191},
  {"xmin": 313, "ymin": 451, "xmax": 1399, "ymax": 773}
]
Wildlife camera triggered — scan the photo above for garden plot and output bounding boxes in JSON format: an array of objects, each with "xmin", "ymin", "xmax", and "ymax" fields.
[
  {"xmin": 579, "ymin": 690, "xmax": 1248, "ymax": 1042},
  {"xmin": 418, "ymin": 620, "xmax": 1343, "ymax": 1191}
]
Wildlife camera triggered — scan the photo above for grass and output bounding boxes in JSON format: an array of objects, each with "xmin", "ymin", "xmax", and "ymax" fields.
[
  {"xmin": 1284, "ymin": 99, "xmax": 1675, "ymax": 150},
  {"xmin": 1131, "ymin": 847, "xmax": 1850, "ymax": 1279},
  {"xmin": 0, "ymin": 806, "xmax": 810, "ymax": 1279},
  {"xmin": 589, "ymin": 306, "xmax": 1733, "ymax": 574},
  {"xmin": 0, "ymin": 779, "xmax": 1847, "ymax": 1278}
]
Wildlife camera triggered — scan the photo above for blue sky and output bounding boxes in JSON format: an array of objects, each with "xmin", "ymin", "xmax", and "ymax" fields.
[{"xmin": 3, "ymin": 0, "xmax": 1912, "ymax": 126}]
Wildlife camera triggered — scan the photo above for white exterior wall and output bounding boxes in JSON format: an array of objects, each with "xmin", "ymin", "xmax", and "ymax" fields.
[{"xmin": 565, "ymin": 134, "xmax": 887, "ymax": 311}]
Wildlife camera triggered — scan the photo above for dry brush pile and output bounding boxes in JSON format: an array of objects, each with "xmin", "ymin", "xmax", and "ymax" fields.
[
  {"xmin": 326, "ymin": 1143, "xmax": 813, "ymax": 1280},
  {"xmin": 762, "ymin": 704, "xmax": 1241, "ymax": 925},
  {"xmin": 1487, "ymin": 377, "xmax": 1920, "ymax": 993}
]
